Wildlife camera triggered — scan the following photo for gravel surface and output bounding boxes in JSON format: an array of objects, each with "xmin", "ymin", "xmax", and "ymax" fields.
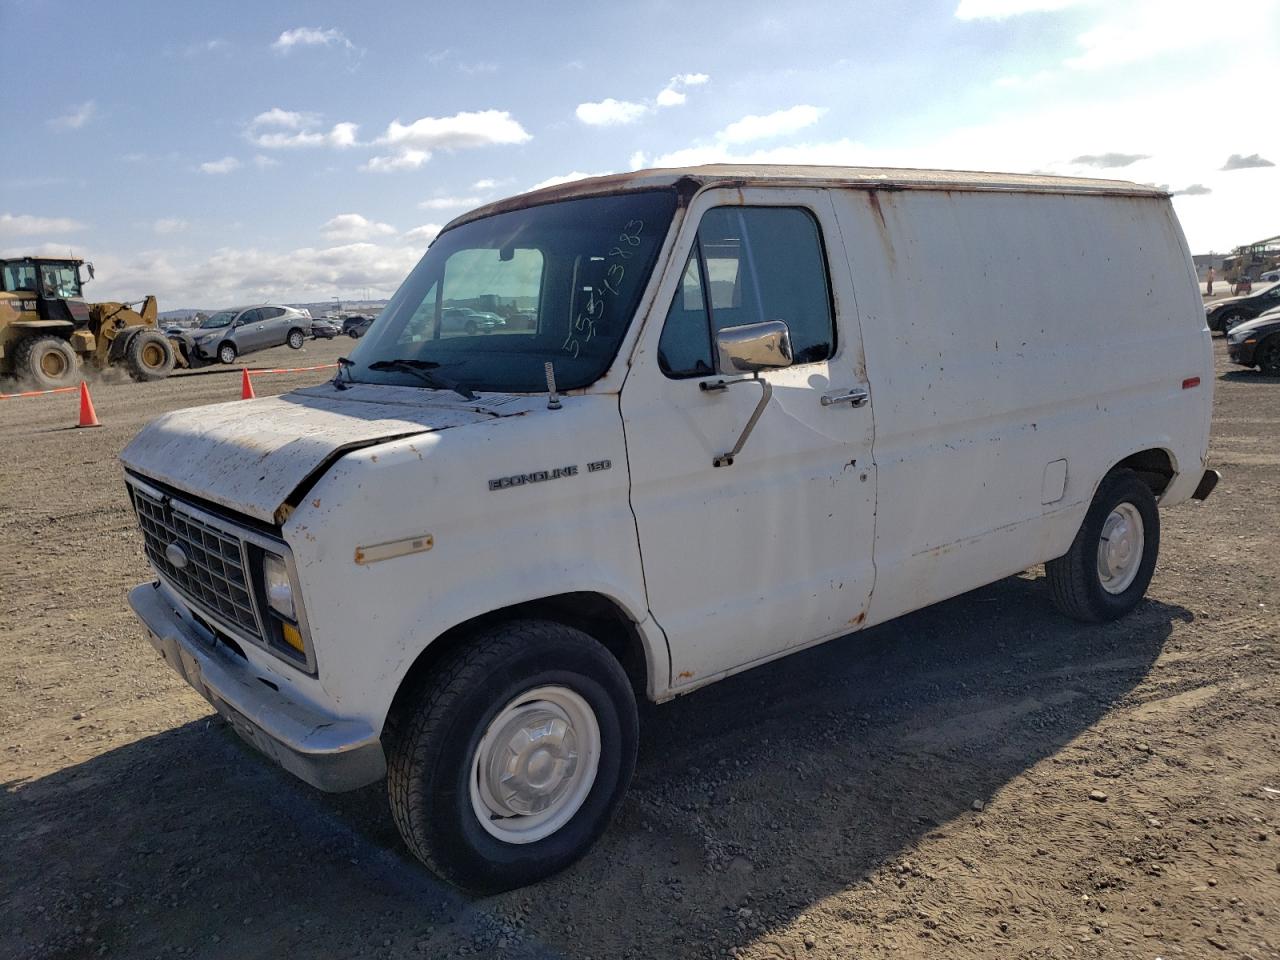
[{"xmin": 2, "ymin": 336, "xmax": 1278, "ymax": 959}]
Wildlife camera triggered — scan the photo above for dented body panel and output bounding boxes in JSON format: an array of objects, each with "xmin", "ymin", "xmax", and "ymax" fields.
[{"xmin": 122, "ymin": 165, "xmax": 1213, "ymax": 792}]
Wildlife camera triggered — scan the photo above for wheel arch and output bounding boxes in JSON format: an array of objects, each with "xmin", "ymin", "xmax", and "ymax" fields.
[
  {"xmin": 383, "ymin": 591, "xmax": 657, "ymax": 735},
  {"xmin": 1111, "ymin": 447, "xmax": 1177, "ymax": 498}
]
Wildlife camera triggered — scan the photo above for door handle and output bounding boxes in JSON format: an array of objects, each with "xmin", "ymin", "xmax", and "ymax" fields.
[{"xmin": 821, "ymin": 386, "xmax": 869, "ymax": 407}]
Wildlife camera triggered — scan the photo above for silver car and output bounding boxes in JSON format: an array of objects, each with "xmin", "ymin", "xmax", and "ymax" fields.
[{"xmin": 178, "ymin": 305, "xmax": 313, "ymax": 365}]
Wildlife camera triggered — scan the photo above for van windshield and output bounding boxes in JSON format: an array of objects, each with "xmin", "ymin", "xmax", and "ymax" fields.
[{"xmin": 346, "ymin": 190, "xmax": 677, "ymax": 393}]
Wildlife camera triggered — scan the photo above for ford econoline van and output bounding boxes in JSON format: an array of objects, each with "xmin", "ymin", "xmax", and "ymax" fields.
[{"xmin": 122, "ymin": 166, "xmax": 1218, "ymax": 891}]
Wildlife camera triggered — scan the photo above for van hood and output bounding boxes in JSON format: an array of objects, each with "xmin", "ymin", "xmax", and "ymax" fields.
[{"xmin": 120, "ymin": 382, "xmax": 541, "ymax": 524}]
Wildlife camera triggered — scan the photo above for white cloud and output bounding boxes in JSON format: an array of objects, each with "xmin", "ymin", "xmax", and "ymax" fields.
[
  {"xmin": 529, "ymin": 171, "xmax": 612, "ymax": 191},
  {"xmin": 153, "ymin": 218, "xmax": 188, "ymax": 235},
  {"xmin": 199, "ymin": 156, "xmax": 241, "ymax": 175},
  {"xmin": 629, "ymin": 150, "xmax": 647, "ymax": 171},
  {"xmin": 251, "ymin": 107, "xmax": 315, "ymax": 129},
  {"xmin": 253, "ymin": 154, "xmax": 280, "ymax": 169},
  {"xmin": 954, "ymin": 0, "xmax": 1088, "ymax": 18},
  {"xmin": 248, "ymin": 122, "xmax": 360, "ymax": 149},
  {"xmin": 576, "ymin": 98, "xmax": 649, "ymax": 127},
  {"xmin": 647, "ymin": 138, "xmax": 872, "ymax": 169},
  {"xmin": 78, "ymin": 240, "xmax": 424, "ymax": 306},
  {"xmin": 49, "ymin": 101, "xmax": 95, "ymax": 130},
  {"xmin": 366, "ymin": 110, "xmax": 530, "ymax": 172},
  {"xmin": 579, "ymin": 73, "xmax": 710, "ymax": 124},
  {"xmin": 321, "ymin": 213, "xmax": 397, "ymax": 243},
  {"xmin": 381, "ymin": 109, "xmax": 532, "ymax": 149},
  {"xmin": 272, "ymin": 27, "xmax": 355, "ymax": 54},
  {"xmin": 656, "ymin": 72, "xmax": 710, "ymax": 108},
  {"xmin": 717, "ymin": 105, "xmax": 826, "ymax": 145},
  {"xmin": 362, "ymin": 149, "xmax": 430, "ymax": 172},
  {"xmin": 1064, "ymin": 1, "xmax": 1205, "ymax": 70},
  {"xmin": 0, "ymin": 213, "xmax": 86, "ymax": 237},
  {"xmin": 403, "ymin": 224, "xmax": 443, "ymax": 244},
  {"xmin": 473, "ymin": 178, "xmax": 499, "ymax": 190},
  {"xmin": 419, "ymin": 196, "xmax": 485, "ymax": 210}
]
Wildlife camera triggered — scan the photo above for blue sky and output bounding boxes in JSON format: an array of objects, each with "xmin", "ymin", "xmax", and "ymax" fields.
[{"xmin": 3, "ymin": 0, "xmax": 1278, "ymax": 306}]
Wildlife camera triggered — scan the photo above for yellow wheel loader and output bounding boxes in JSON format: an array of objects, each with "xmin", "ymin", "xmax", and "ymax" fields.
[{"xmin": 0, "ymin": 256, "xmax": 176, "ymax": 388}]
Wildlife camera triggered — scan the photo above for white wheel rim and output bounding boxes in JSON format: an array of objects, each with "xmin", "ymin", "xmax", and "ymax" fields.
[
  {"xmin": 1097, "ymin": 502, "xmax": 1144, "ymax": 595},
  {"xmin": 469, "ymin": 685, "xmax": 600, "ymax": 844}
]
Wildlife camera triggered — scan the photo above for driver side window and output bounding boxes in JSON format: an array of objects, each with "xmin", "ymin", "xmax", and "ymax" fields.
[{"xmin": 657, "ymin": 206, "xmax": 835, "ymax": 378}]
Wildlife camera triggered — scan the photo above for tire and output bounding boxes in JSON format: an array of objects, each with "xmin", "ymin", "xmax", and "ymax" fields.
[
  {"xmin": 386, "ymin": 620, "xmax": 638, "ymax": 893},
  {"xmin": 1258, "ymin": 336, "xmax": 1280, "ymax": 377},
  {"xmin": 1220, "ymin": 312, "xmax": 1245, "ymax": 334},
  {"xmin": 348, "ymin": 329, "xmax": 361, "ymax": 339},
  {"xmin": 217, "ymin": 342, "xmax": 237, "ymax": 365},
  {"xmin": 14, "ymin": 336, "xmax": 78, "ymax": 389},
  {"xmin": 1046, "ymin": 468, "xmax": 1160, "ymax": 622},
  {"xmin": 464, "ymin": 320, "xmax": 478, "ymax": 335},
  {"xmin": 124, "ymin": 330, "xmax": 175, "ymax": 382},
  {"xmin": 287, "ymin": 329, "xmax": 305, "ymax": 350}
]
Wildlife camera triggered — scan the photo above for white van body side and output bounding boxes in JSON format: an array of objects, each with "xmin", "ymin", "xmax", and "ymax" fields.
[{"xmin": 828, "ymin": 186, "xmax": 1211, "ymax": 626}]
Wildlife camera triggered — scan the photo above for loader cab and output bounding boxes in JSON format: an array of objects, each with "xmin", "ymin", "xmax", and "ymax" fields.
[{"xmin": 0, "ymin": 256, "xmax": 92, "ymax": 326}]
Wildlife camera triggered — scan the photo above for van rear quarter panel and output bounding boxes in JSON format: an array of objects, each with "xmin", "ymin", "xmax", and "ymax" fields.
[{"xmin": 832, "ymin": 188, "xmax": 1211, "ymax": 624}]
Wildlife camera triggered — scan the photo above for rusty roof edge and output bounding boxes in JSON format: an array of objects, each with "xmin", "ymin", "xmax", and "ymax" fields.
[{"xmin": 440, "ymin": 164, "xmax": 1168, "ymax": 233}]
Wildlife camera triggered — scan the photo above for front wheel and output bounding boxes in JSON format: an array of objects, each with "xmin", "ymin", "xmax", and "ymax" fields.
[
  {"xmin": 1258, "ymin": 336, "xmax": 1280, "ymax": 377},
  {"xmin": 124, "ymin": 330, "xmax": 175, "ymax": 381},
  {"xmin": 217, "ymin": 342, "xmax": 238, "ymax": 365},
  {"xmin": 1046, "ymin": 468, "xmax": 1160, "ymax": 622},
  {"xmin": 386, "ymin": 620, "xmax": 638, "ymax": 893},
  {"xmin": 287, "ymin": 329, "xmax": 305, "ymax": 350}
]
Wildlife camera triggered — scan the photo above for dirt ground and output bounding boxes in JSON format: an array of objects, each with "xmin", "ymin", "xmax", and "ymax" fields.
[{"xmin": 2, "ymin": 335, "xmax": 1277, "ymax": 960}]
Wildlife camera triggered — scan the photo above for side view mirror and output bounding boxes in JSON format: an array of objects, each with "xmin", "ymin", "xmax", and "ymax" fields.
[
  {"xmin": 85, "ymin": 262, "xmax": 95, "ymax": 281},
  {"xmin": 715, "ymin": 320, "xmax": 793, "ymax": 374}
]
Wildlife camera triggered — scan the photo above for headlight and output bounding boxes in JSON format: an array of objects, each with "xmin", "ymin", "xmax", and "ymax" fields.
[{"xmin": 263, "ymin": 553, "xmax": 295, "ymax": 619}]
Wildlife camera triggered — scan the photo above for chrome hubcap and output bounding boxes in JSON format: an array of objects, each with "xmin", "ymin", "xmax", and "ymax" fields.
[
  {"xmin": 470, "ymin": 686, "xmax": 600, "ymax": 844},
  {"xmin": 1097, "ymin": 503, "xmax": 1144, "ymax": 594}
]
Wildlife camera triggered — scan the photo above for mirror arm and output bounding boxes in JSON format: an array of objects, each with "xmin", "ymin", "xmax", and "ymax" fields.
[{"xmin": 699, "ymin": 374, "xmax": 772, "ymax": 468}]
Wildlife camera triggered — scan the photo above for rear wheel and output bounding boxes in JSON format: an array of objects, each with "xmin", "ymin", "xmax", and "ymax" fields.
[
  {"xmin": 386, "ymin": 620, "xmax": 638, "ymax": 893},
  {"xmin": 217, "ymin": 342, "xmax": 237, "ymax": 365},
  {"xmin": 124, "ymin": 330, "xmax": 175, "ymax": 382},
  {"xmin": 1258, "ymin": 336, "xmax": 1280, "ymax": 377},
  {"xmin": 14, "ymin": 336, "xmax": 78, "ymax": 389},
  {"xmin": 1046, "ymin": 468, "xmax": 1160, "ymax": 622},
  {"xmin": 287, "ymin": 329, "xmax": 305, "ymax": 350}
]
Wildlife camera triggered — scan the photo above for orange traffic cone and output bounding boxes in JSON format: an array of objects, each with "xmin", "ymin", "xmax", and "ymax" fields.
[
  {"xmin": 76, "ymin": 380, "xmax": 101, "ymax": 428},
  {"xmin": 240, "ymin": 368, "xmax": 256, "ymax": 400}
]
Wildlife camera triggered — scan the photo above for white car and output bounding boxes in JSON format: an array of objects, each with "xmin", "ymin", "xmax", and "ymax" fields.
[{"xmin": 121, "ymin": 165, "xmax": 1217, "ymax": 893}]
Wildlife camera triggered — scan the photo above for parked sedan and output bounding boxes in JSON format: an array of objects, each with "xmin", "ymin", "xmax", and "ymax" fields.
[
  {"xmin": 1205, "ymin": 281, "xmax": 1280, "ymax": 333},
  {"xmin": 1226, "ymin": 306, "xmax": 1280, "ymax": 375},
  {"xmin": 441, "ymin": 307, "xmax": 506, "ymax": 334},
  {"xmin": 343, "ymin": 314, "xmax": 375, "ymax": 338},
  {"xmin": 310, "ymin": 318, "xmax": 341, "ymax": 339},
  {"xmin": 173, "ymin": 305, "xmax": 313, "ymax": 365}
]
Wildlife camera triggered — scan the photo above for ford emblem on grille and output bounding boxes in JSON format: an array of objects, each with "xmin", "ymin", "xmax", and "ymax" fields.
[{"xmin": 165, "ymin": 542, "xmax": 190, "ymax": 570}]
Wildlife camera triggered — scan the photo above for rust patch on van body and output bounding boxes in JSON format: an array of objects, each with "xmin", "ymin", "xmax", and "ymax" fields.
[{"xmin": 866, "ymin": 191, "xmax": 896, "ymax": 269}]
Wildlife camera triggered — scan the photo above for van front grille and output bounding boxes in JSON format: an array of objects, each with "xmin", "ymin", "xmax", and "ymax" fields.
[{"xmin": 130, "ymin": 485, "xmax": 261, "ymax": 640}]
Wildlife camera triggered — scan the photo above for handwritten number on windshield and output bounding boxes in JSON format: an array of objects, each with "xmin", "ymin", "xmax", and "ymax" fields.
[{"xmin": 563, "ymin": 220, "xmax": 644, "ymax": 359}]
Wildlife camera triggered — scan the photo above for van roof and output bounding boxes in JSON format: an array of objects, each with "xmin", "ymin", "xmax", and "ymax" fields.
[{"xmin": 446, "ymin": 164, "xmax": 1166, "ymax": 231}]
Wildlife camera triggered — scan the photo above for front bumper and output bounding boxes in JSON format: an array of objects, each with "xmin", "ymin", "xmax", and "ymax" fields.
[
  {"xmin": 1227, "ymin": 339, "xmax": 1258, "ymax": 366},
  {"xmin": 129, "ymin": 581, "xmax": 386, "ymax": 792}
]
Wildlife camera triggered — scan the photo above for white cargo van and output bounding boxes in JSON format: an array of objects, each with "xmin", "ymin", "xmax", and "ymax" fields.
[{"xmin": 122, "ymin": 166, "xmax": 1218, "ymax": 892}]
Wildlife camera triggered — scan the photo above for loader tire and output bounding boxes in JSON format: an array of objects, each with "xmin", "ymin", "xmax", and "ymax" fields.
[
  {"xmin": 15, "ymin": 336, "xmax": 79, "ymax": 389},
  {"xmin": 124, "ymin": 330, "xmax": 175, "ymax": 382}
]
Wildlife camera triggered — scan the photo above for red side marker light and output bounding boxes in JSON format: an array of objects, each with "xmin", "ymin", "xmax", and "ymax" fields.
[{"xmin": 1182, "ymin": 377, "xmax": 1200, "ymax": 389}]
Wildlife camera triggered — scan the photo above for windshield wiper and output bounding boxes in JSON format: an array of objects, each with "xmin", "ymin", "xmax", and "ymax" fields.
[
  {"xmin": 367, "ymin": 358, "xmax": 476, "ymax": 401},
  {"xmin": 331, "ymin": 356, "xmax": 355, "ymax": 390}
]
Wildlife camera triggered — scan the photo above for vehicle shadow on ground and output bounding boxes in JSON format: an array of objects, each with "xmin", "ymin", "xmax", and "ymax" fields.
[
  {"xmin": 1219, "ymin": 369, "xmax": 1280, "ymax": 383},
  {"xmin": 1, "ymin": 573, "xmax": 1188, "ymax": 959}
]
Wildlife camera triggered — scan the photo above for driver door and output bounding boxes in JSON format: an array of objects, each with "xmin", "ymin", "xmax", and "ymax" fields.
[{"xmin": 621, "ymin": 188, "xmax": 878, "ymax": 688}]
